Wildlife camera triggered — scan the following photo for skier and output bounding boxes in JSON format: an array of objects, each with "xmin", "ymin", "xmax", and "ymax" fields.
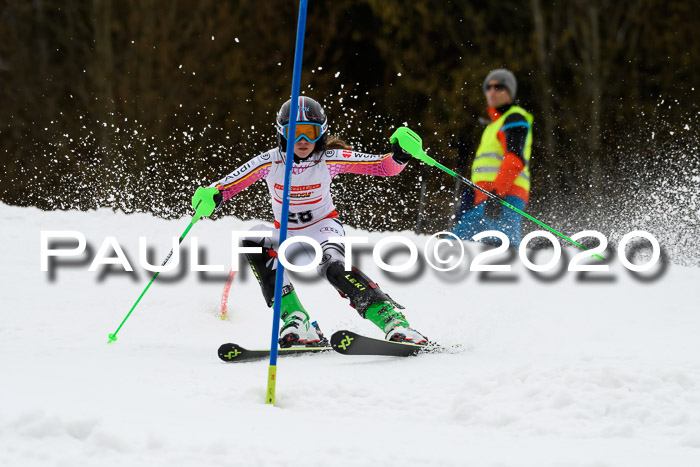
[
  {"xmin": 192, "ymin": 96, "xmax": 427, "ymax": 347},
  {"xmin": 451, "ymin": 68, "xmax": 533, "ymax": 247}
]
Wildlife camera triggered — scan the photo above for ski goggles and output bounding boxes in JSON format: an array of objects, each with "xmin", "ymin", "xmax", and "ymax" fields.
[{"xmin": 281, "ymin": 122, "xmax": 323, "ymax": 143}]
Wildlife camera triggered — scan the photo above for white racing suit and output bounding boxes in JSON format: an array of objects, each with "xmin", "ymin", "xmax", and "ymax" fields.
[{"xmin": 210, "ymin": 147, "xmax": 407, "ymax": 315}]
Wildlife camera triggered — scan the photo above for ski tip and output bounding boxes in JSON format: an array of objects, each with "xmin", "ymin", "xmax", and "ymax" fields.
[{"xmin": 330, "ymin": 329, "xmax": 461, "ymax": 357}]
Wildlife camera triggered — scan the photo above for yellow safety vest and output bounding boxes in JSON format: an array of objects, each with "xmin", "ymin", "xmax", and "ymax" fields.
[{"xmin": 472, "ymin": 105, "xmax": 533, "ymax": 193}]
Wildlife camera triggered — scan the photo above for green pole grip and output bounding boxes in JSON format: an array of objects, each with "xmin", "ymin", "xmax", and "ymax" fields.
[
  {"xmin": 390, "ymin": 127, "xmax": 436, "ymax": 166},
  {"xmin": 191, "ymin": 187, "xmax": 220, "ymax": 222}
]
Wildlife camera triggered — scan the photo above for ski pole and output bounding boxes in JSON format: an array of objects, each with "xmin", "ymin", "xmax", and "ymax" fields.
[
  {"xmin": 107, "ymin": 187, "xmax": 220, "ymax": 343},
  {"xmin": 390, "ymin": 127, "xmax": 604, "ymax": 260}
]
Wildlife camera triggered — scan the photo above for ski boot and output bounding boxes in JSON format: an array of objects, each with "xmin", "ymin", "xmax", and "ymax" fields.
[
  {"xmin": 364, "ymin": 301, "xmax": 428, "ymax": 345},
  {"xmin": 278, "ymin": 290, "xmax": 328, "ymax": 348}
]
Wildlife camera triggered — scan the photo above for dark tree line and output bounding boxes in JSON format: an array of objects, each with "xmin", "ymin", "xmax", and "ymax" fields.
[{"xmin": 1, "ymin": 1, "xmax": 697, "ymax": 258}]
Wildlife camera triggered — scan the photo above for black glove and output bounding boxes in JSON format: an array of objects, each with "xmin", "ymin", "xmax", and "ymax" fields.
[
  {"xmin": 483, "ymin": 194, "xmax": 503, "ymax": 220},
  {"xmin": 391, "ymin": 142, "xmax": 412, "ymax": 164},
  {"xmin": 213, "ymin": 190, "xmax": 223, "ymax": 208}
]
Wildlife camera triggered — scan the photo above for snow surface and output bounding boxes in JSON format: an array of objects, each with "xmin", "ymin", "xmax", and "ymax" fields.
[{"xmin": 1, "ymin": 202, "xmax": 699, "ymax": 467}]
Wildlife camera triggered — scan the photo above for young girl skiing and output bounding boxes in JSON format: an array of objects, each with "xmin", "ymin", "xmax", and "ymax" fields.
[{"xmin": 193, "ymin": 96, "xmax": 427, "ymax": 347}]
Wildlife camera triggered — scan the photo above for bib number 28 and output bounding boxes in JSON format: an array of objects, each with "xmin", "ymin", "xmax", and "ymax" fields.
[{"xmin": 288, "ymin": 210, "xmax": 314, "ymax": 224}]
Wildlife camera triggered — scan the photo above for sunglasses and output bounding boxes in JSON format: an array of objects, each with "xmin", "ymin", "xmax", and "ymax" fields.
[
  {"xmin": 282, "ymin": 122, "xmax": 323, "ymax": 143},
  {"xmin": 485, "ymin": 83, "xmax": 507, "ymax": 91}
]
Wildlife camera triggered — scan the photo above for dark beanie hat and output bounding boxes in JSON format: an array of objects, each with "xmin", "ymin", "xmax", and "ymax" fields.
[{"xmin": 483, "ymin": 68, "xmax": 517, "ymax": 99}]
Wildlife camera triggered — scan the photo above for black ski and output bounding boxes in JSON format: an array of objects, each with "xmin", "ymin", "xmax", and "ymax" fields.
[
  {"xmin": 330, "ymin": 330, "xmax": 444, "ymax": 357},
  {"xmin": 217, "ymin": 343, "xmax": 332, "ymax": 363}
]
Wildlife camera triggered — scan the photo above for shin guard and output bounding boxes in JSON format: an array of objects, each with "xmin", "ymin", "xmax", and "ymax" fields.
[
  {"xmin": 242, "ymin": 239, "xmax": 292, "ymax": 307},
  {"xmin": 324, "ymin": 261, "xmax": 403, "ymax": 316}
]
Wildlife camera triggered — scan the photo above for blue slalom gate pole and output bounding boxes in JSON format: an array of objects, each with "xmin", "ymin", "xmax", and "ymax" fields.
[{"xmin": 266, "ymin": 0, "xmax": 308, "ymax": 405}]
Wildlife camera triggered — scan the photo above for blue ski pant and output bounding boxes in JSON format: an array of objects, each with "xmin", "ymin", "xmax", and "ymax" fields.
[{"xmin": 451, "ymin": 195, "xmax": 526, "ymax": 248}]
